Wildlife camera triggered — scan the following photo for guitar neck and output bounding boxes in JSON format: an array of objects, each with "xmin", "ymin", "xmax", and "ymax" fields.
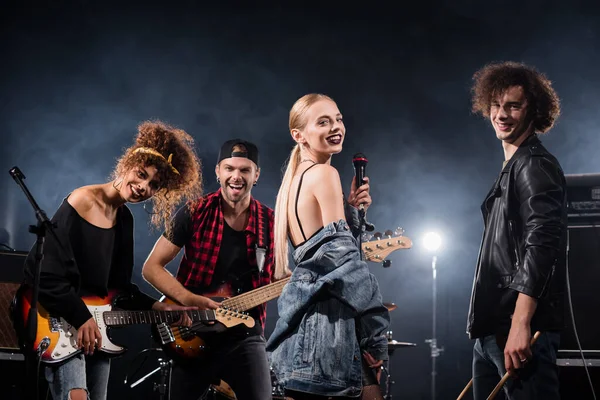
[
  {"xmin": 103, "ymin": 309, "xmax": 216, "ymax": 327},
  {"xmin": 222, "ymin": 277, "xmax": 290, "ymax": 311}
]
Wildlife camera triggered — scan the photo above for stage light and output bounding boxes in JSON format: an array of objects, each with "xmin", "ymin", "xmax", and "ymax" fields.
[{"xmin": 423, "ymin": 232, "xmax": 441, "ymax": 252}]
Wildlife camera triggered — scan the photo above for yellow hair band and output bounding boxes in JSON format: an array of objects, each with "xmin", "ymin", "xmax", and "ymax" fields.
[{"xmin": 132, "ymin": 147, "xmax": 180, "ymax": 175}]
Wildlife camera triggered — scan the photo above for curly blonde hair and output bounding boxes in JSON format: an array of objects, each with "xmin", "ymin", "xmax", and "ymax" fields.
[{"xmin": 112, "ymin": 120, "xmax": 203, "ymax": 230}]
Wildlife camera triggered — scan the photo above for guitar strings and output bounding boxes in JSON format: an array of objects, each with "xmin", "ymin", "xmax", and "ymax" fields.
[
  {"xmin": 219, "ymin": 278, "xmax": 290, "ymax": 311},
  {"xmin": 165, "ymin": 243, "xmax": 409, "ymax": 342},
  {"xmin": 103, "ymin": 309, "xmax": 215, "ymax": 325},
  {"xmin": 167, "ymin": 241, "xmax": 407, "ymax": 329},
  {"xmin": 170, "ymin": 278, "xmax": 291, "ymax": 336},
  {"xmin": 104, "ymin": 277, "xmax": 290, "ymax": 325}
]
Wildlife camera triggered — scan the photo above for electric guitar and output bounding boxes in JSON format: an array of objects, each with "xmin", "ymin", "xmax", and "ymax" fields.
[
  {"xmin": 13, "ymin": 287, "xmax": 252, "ymax": 363},
  {"xmin": 154, "ymin": 277, "xmax": 290, "ymax": 362}
]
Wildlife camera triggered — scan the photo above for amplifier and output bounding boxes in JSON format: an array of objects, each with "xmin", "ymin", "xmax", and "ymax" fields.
[
  {"xmin": 566, "ymin": 173, "xmax": 600, "ymax": 225},
  {"xmin": 0, "ymin": 250, "xmax": 27, "ymax": 283},
  {"xmin": 560, "ymin": 226, "xmax": 600, "ymax": 352},
  {"xmin": 0, "ymin": 250, "xmax": 27, "ymax": 351},
  {"xmin": 557, "ymin": 357, "xmax": 600, "ymax": 399}
]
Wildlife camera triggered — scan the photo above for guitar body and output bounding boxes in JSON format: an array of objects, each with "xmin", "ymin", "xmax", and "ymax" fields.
[
  {"xmin": 15, "ymin": 288, "xmax": 125, "ymax": 363},
  {"xmin": 155, "ymin": 283, "xmax": 236, "ymax": 363}
]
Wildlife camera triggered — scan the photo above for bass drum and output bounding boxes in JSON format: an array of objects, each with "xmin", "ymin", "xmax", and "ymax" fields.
[{"xmin": 208, "ymin": 380, "xmax": 236, "ymax": 400}]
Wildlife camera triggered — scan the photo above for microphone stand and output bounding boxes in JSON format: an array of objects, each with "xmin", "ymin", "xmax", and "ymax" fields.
[
  {"xmin": 125, "ymin": 347, "xmax": 178, "ymax": 400},
  {"xmin": 8, "ymin": 166, "xmax": 68, "ymax": 399},
  {"xmin": 128, "ymin": 357, "xmax": 173, "ymax": 400}
]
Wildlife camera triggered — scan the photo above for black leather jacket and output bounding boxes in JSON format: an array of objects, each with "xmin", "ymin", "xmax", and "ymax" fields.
[{"xmin": 467, "ymin": 134, "xmax": 567, "ymax": 339}]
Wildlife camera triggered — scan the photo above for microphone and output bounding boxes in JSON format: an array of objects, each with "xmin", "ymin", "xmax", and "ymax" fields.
[
  {"xmin": 352, "ymin": 153, "xmax": 375, "ymax": 232},
  {"xmin": 352, "ymin": 153, "xmax": 368, "ymax": 187}
]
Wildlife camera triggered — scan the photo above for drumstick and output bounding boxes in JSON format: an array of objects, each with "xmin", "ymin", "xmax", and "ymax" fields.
[
  {"xmin": 456, "ymin": 379, "xmax": 473, "ymax": 400},
  {"xmin": 456, "ymin": 331, "xmax": 541, "ymax": 400},
  {"xmin": 487, "ymin": 331, "xmax": 542, "ymax": 400}
]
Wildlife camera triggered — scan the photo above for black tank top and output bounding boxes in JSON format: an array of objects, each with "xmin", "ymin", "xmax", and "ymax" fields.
[{"xmin": 291, "ymin": 163, "xmax": 323, "ymax": 248}]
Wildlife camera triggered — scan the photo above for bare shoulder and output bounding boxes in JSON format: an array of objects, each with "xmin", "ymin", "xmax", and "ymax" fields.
[
  {"xmin": 304, "ymin": 163, "xmax": 341, "ymax": 184},
  {"xmin": 303, "ymin": 164, "xmax": 344, "ymax": 202},
  {"xmin": 303, "ymin": 164, "xmax": 345, "ymax": 222},
  {"xmin": 67, "ymin": 185, "xmax": 98, "ymax": 215}
]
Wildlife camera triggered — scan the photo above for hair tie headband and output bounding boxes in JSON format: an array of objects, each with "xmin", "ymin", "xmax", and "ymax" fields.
[{"xmin": 132, "ymin": 147, "xmax": 180, "ymax": 175}]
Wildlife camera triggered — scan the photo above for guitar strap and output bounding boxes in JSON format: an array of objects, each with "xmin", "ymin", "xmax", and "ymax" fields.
[{"xmin": 255, "ymin": 203, "xmax": 269, "ymax": 274}]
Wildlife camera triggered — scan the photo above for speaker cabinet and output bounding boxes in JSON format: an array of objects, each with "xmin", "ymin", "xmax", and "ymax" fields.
[
  {"xmin": 558, "ymin": 359, "xmax": 600, "ymax": 399},
  {"xmin": 560, "ymin": 226, "xmax": 600, "ymax": 353},
  {"xmin": 0, "ymin": 250, "xmax": 27, "ymax": 351}
]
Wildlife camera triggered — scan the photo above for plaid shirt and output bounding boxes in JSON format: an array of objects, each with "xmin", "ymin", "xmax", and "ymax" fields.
[{"xmin": 176, "ymin": 189, "xmax": 275, "ymax": 328}]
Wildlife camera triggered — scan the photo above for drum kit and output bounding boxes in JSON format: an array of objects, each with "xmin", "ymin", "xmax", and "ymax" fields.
[
  {"xmin": 201, "ymin": 302, "xmax": 415, "ymax": 400},
  {"xmin": 381, "ymin": 302, "xmax": 416, "ymax": 399}
]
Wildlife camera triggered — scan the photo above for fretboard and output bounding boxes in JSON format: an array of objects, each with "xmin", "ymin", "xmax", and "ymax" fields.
[
  {"xmin": 103, "ymin": 309, "xmax": 216, "ymax": 326},
  {"xmin": 222, "ymin": 277, "xmax": 290, "ymax": 312}
]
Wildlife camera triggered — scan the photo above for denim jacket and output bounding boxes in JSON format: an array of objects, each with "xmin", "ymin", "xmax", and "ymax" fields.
[{"xmin": 266, "ymin": 219, "xmax": 390, "ymax": 397}]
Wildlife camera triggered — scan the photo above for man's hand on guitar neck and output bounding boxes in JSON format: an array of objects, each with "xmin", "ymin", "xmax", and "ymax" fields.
[
  {"xmin": 77, "ymin": 317, "xmax": 102, "ymax": 355},
  {"xmin": 180, "ymin": 294, "xmax": 221, "ymax": 326},
  {"xmin": 152, "ymin": 301, "xmax": 198, "ymax": 327},
  {"xmin": 185, "ymin": 293, "xmax": 221, "ymax": 310}
]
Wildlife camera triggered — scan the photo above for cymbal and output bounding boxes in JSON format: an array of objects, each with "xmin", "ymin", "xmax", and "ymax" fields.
[
  {"xmin": 388, "ymin": 340, "xmax": 417, "ymax": 350},
  {"xmin": 383, "ymin": 302, "xmax": 397, "ymax": 311}
]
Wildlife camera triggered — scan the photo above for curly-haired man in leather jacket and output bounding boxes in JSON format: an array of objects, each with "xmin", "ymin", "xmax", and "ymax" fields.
[{"xmin": 467, "ymin": 61, "xmax": 567, "ymax": 400}]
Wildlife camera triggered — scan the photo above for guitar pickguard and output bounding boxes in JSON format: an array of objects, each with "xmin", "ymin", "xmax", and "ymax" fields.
[
  {"xmin": 46, "ymin": 317, "xmax": 77, "ymax": 361},
  {"xmin": 48, "ymin": 303, "xmax": 124, "ymax": 361}
]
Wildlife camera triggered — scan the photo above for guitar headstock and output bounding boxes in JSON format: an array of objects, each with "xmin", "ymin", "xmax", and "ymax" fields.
[
  {"xmin": 214, "ymin": 308, "xmax": 256, "ymax": 329},
  {"xmin": 361, "ymin": 227, "xmax": 412, "ymax": 265}
]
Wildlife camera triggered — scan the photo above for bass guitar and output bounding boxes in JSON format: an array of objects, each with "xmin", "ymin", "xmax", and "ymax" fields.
[
  {"xmin": 155, "ymin": 277, "xmax": 290, "ymax": 362},
  {"xmin": 156, "ymin": 229, "xmax": 412, "ymax": 362}
]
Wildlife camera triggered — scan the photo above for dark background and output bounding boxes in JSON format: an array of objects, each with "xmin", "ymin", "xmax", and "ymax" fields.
[{"xmin": 1, "ymin": 1, "xmax": 600, "ymax": 399}]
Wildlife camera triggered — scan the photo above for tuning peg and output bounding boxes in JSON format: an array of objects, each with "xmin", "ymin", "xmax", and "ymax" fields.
[
  {"xmin": 394, "ymin": 227, "xmax": 404, "ymax": 237},
  {"xmin": 383, "ymin": 260, "xmax": 392, "ymax": 268},
  {"xmin": 384, "ymin": 229, "xmax": 393, "ymax": 238},
  {"xmin": 373, "ymin": 232, "xmax": 382, "ymax": 240},
  {"xmin": 361, "ymin": 232, "xmax": 373, "ymax": 242}
]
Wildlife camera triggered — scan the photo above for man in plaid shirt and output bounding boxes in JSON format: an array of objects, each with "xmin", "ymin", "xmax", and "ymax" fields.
[{"xmin": 143, "ymin": 139, "xmax": 276, "ymax": 400}]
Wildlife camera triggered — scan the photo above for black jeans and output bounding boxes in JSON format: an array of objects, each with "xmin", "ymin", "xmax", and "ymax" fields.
[
  {"xmin": 472, "ymin": 331, "xmax": 561, "ymax": 400},
  {"xmin": 169, "ymin": 334, "xmax": 273, "ymax": 400}
]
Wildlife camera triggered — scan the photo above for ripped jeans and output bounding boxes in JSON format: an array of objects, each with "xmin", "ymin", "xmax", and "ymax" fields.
[{"xmin": 45, "ymin": 353, "xmax": 110, "ymax": 399}]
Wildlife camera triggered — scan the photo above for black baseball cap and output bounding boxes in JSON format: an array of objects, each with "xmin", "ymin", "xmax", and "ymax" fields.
[{"xmin": 217, "ymin": 139, "xmax": 260, "ymax": 167}]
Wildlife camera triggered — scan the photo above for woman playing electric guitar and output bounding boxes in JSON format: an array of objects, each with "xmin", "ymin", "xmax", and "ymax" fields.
[{"xmin": 16, "ymin": 120, "xmax": 203, "ymax": 400}]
